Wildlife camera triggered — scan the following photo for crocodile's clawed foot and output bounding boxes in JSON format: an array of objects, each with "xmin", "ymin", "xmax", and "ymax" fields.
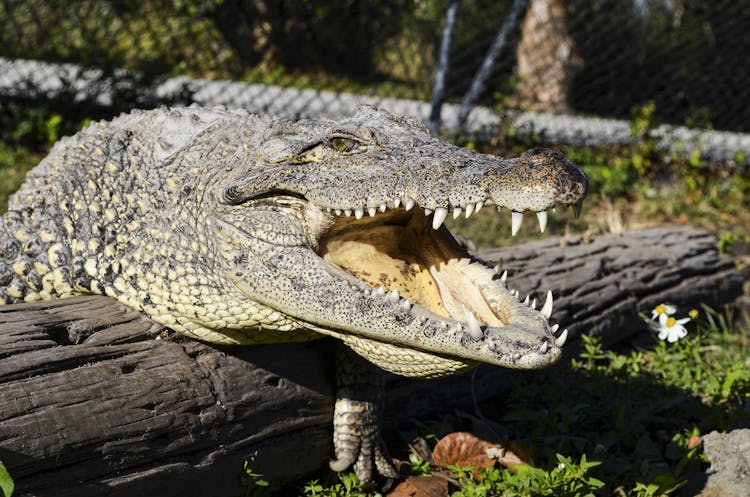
[
  {"xmin": 329, "ymin": 397, "xmax": 398, "ymax": 481},
  {"xmin": 332, "ymin": 345, "xmax": 398, "ymax": 482}
]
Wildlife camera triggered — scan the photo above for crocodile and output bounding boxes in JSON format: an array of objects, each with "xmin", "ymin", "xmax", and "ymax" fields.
[{"xmin": 0, "ymin": 104, "xmax": 587, "ymax": 482}]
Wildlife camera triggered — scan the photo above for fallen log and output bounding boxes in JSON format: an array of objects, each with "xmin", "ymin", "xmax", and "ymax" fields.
[{"xmin": 0, "ymin": 226, "xmax": 742, "ymax": 497}]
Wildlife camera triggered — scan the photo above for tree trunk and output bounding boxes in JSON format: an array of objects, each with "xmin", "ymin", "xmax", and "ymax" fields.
[
  {"xmin": 511, "ymin": 0, "xmax": 580, "ymax": 112},
  {"xmin": 0, "ymin": 227, "xmax": 742, "ymax": 496}
]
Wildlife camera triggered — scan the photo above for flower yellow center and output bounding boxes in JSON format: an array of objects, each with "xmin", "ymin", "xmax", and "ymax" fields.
[
  {"xmin": 655, "ymin": 304, "xmax": 667, "ymax": 315},
  {"xmin": 666, "ymin": 316, "xmax": 676, "ymax": 327}
]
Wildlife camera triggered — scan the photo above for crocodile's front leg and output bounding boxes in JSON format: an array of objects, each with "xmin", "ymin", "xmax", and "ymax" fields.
[{"xmin": 330, "ymin": 345, "xmax": 399, "ymax": 481}]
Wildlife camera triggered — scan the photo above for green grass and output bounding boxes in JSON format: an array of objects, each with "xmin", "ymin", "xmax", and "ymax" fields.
[{"xmin": 0, "ymin": 142, "xmax": 41, "ymax": 213}]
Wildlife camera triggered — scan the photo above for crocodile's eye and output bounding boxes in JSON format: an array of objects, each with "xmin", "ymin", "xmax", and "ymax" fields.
[{"xmin": 329, "ymin": 137, "xmax": 359, "ymax": 153}]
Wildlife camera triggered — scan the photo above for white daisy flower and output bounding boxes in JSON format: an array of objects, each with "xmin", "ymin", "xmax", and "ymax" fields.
[
  {"xmin": 651, "ymin": 303, "xmax": 676, "ymax": 320},
  {"xmin": 657, "ymin": 313, "xmax": 690, "ymax": 342}
]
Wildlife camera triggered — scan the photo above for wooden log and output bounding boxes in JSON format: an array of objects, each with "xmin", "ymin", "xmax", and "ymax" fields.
[{"xmin": 0, "ymin": 226, "xmax": 742, "ymax": 496}]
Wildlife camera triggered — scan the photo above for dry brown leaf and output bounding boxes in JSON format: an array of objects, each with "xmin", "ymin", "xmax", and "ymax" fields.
[
  {"xmin": 432, "ymin": 432, "xmax": 497, "ymax": 472},
  {"xmin": 432, "ymin": 432, "xmax": 535, "ymax": 478},
  {"xmin": 386, "ymin": 476, "xmax": 448, "ymax": 497}
]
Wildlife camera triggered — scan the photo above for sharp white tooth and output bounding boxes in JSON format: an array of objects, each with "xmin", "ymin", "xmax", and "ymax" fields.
[
  {"xmin": 541, "ymin": 290, "xmax": 554, "ymax": 319},
  {"xmin": 376, "ymin": 286, "xmax": 386, "ymax": 296},
  {"xmin": 405, "ymin": 198, "xmax": 415, "ymax": 211},
  {"xmin": 512, "ymin": 289, "xmax": 519, "ymax": 298},
  {"xmin": 530, "ymin": 298, "xmax": 537, "ymax": 310},
  {"xmin": 379, "ymin": 203, "xmax": 387, "ymax": 213},
  {"xmin": 501, "ymin": 271, "xmax": 508, "ymax": 282},
  {"xmin": 538, "ymin": 341, "xmax": 549, "ymax": 354},
  {"xmin": 551, "ymin": 323, "xmax": 559, "ymax": 333},
  {"xmin": 367, "ymin": 206, "xmax": 376, "ymax": 217},
  {"xmin": 335, "ymin": 209, "xmax": 342, "ymax": 216},
  {"xmin": 475, "ymin": 200, "xmax": 484, "ymax": 213},
  {"xmin": 344, "ymin": 209, "xmax": 352, "ymax": 216},
  {"xmin": 432, "ymin": 207, "xmax": 448, "ymax": 230},
  {"xmin": 492, "ymin": 264, "xmax": 500, "ymax": 273},
  {"xmin": 400, "ymin": 299, "xmax": 412, "ymax": 310},
  {"xmin": 465, "ymin": 203, "xmax": 474, "ymax": 218},
  {"xmin": 387, "ymin": 289, "xmax": 400, "ymax": 302},
  {"xmin": 355, "ymin": 207, "xmax": 364, "ymax": 219},
  {"xmin": 465, "ymin": 310, "xmax": 483, "ymax": 339},
  {"xmin": 523, "ymin": 295, "xmax": 530, "ymax": 306},
  {"xmin": 511, "ymin": 211, "xmax": 524, "ymax": 236},
  {"xmin": 453, "ymin": 207, "xmax": 462, "ymax": 219},
  {"xmin": 555, "ymin": 329, "xmax": 568, "ymax": 347},
  {"xmin": 394, "ymin": 197, "xmax": 402, "ymax": 208},
  {"xmin": 424, "ymin": 207, "xmax": 432, "ymax": 216},
  {"xmin": 536, "ymin": 210, "xmax": 548, "ymax": 233}
]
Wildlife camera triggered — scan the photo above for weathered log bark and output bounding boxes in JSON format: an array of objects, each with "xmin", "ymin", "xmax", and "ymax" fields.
[{"xmin": 0, "ymin": 226, "xmax": 742, "ymax": 496}]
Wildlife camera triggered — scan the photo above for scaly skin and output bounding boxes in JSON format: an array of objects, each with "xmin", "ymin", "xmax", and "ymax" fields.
[{"xmin": 0, "ymin": 104, "xmax": 587, "ymax": 481}]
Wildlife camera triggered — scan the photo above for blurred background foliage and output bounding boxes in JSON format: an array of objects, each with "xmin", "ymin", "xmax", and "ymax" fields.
[{"xmin": 1, "ymin": 0, "xmax": 749, "ymax": 129}]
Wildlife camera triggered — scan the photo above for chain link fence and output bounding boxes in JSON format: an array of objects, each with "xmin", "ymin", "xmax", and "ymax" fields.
[{"xmin": 0, "ymin": 0, "xmax": 748, "ymax": 151}]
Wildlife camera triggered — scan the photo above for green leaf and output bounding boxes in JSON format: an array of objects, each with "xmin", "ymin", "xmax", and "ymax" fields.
[{"xmin": 0, "ymin": 461, "xmax": 13, "ymax": 497}]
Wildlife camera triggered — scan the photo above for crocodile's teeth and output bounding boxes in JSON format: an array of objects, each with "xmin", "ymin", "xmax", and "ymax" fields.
[
  {"xmin": 387, "ymin": 289, "xmax": 400, "ymax": 303},
  {"xmin": 536, "ymin": 210, "xmax": 548, "ymax": 233},
  {"xmin": 555, "ymin": 329, "xmax": 569, "ymax": 347},
  {"xmin": 404, "ymin": 198, "xmax": 415, "ymax": 211},
  {"xmin": 475, "ymin": 200, "xmax": 484, "ymax": 214},
  {"xmin": 500, "ymin": 270, "xmax": 508, "ymax": 282},
  {"xmin": 345, "ymin": 209, "xmax": 352, "ymax": 217},
  {"xmin": 492, "ymin": 264, "xmax": 500, "ymax": 273},
  {"xmin": 511, "ymin": 211, "xmax": 523, "ymax": 236},
  {"xmin": 465, "ymin": 203, "xmax": 474, "ymax": 218},
  {"xmin": 530, "ymin": 298, "xmax": 537, "ymax": 309},
  {"xmin": 551, "ymin": 323, "xmax": 559, "ymax": 333},
  {"xmin": 368, "ymin": 206, "xmax": 377, "ymax": 217},
  {"xmin": 394, "ymin": 197, "xmax": 402, "ymax": 208},
  {"xmin": 400, "ymin": 299, "xmax": 412, "ymax": 310},
  {"xmin": 335, "ymin": 209, "xmax": 342, "ymax": 216},
  {"xmin": 465, "ymin": 309, "xmax": 483, "ymax": 339},
  {"xmin": 432, "ymin": 207, "xmax": 448, "ymax": 230},
  {"xmin": 424, "ymin": 207, "xmax": 433, "ymax": 216},
  {"xmin": 541, "ymin": 290, "xmax": 553, "ymax": 319},
  {"xmin": 453, "ymin": 207, "xmax": 462, "ymax": 219},
  {"xmin": 376, "ymin": 286, "xmax": 386, "ymax": 296},
  {"xmin": 538, "ymin": 341, "xmax": 549, "ymax": 354},
  {"xmin": 355, "ymin": 207, "xmax": 364, "ymax": 220},
  {"xmin": 379, "ymin": 203, "xmax": 387, "ymax": 213},
  {"xmin": 523, "ymin": 295, "xmax": 530, "ymax": 306}
]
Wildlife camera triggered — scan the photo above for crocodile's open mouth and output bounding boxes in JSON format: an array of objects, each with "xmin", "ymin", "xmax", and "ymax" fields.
[
  {"xmin": 319, "ymin": 209, "xmax": 514, "ymax": 328},
  {"xmin": 312, "ymin": 202, "xmax": 567, "ymax": 361}
]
